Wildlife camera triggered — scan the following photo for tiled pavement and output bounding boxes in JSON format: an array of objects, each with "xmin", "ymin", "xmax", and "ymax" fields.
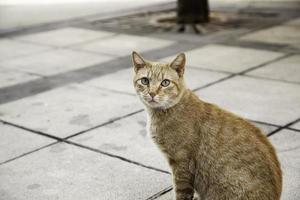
[{"xmin": 0, "ymin": 9, "xmax": 300, "ymax": 200}]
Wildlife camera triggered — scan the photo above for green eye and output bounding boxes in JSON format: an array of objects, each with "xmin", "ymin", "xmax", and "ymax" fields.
[
  {"xmin": 161, "ymin": 79, "xmax": 170, "ymax": 87},
  {"xmin": 141, "ymin": 77, "xmax": 149, "ymax": 85}
]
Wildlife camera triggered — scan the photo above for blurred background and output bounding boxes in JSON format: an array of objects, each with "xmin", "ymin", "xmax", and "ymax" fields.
[{"xmin": 0, "ymin": 0, "xmax": 299, "ymax": 199}]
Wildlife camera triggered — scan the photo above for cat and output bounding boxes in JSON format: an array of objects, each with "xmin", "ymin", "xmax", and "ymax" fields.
[{"xmin": 132, "ymin": 51, "xmax": 282, "ymax": 200}]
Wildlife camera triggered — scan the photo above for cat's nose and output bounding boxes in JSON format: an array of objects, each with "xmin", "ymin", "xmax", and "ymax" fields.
[{"xmin": 149, "ymin": 92, "xmax": 156, "ymax": 98}]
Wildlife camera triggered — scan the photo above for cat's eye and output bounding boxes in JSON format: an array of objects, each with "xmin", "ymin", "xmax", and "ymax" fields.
[
  {"xmin": 140, "ymin": 77, "xmax": 149, "ymax": 85},
  {"xmin": 161, "ymin": 79, "xmax": 170, "ymax": 87}
]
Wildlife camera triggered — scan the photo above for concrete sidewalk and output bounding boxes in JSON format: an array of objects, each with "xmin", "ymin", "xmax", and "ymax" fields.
[
  {"xmin": 0, "ymin": 2, "xmax": 300, "ymax": 200},
  {"xmin": 0, "ymin": 0, "xmax": 174, "ymax": 34}
]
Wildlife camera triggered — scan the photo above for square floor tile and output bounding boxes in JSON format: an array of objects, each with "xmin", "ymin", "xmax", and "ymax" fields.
[
  {"xmin": 240, "ymin": 25, "xmax": 300, "ymax": 49},
  {"xmin": 0, "ymin": 49, "xmax": 114, "ymax": 76},
  {"xmin": 269, "ymin": 129, "xmax": 300, "ymax": 200},
  {"xmin": 163, "ymin": 45, "xmax": 283, "ymax": 73},
  {"xmin": 71, "ymin": 111, "xmax": 170, "ymax": 171},
  {"xmin": 0, "ymin": 143, "xmax": 171, "ymax": 200},
  {"xmin": 74, "ymin": 34, "xmax": 174, "ymax": 56},
  {"xmin": 14, "ymin": 28, "xmax": 115, "ymax": 47},
  {"xmin": 0, "ymin": 84, "xmax": 142, "ymax": 138},
  {"xmin": 196, "ymin": 76, "xmax": 300, "ymax": 126},
  {"xmin": 84, "ymin": 67, "xmax": 229, "ymax": 95},
  {"xmin": 0, "ymin": 122, "xmax": 54, "ymax": 163},
  {"xmin": 247, "ymin": 55, "xmax": 300, "ymax": 83},
  {"xmin": 0, "ymin": 68, "xmax": 40, "ymax": 88},
  {"xmin": 0, "ymin": 39, "xmax": 50, "ymax": 61}
]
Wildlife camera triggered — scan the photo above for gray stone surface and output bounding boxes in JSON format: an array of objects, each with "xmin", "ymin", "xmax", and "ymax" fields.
[
  {"xmin": 196, "ymin": 76, "xmax": 300, "ymax": 126},
  {"xmin": 14, "ymin": 28, "xmax": 115, "ymax": 47},
  {"xmin": 0, "ymin": 49, "xmax": 114, "ymax": 76},
  {"xmin": 0, "ymin": 68, "xmax": 40, "ymax": 88},
  {"xmin": 269, "ymin": 129, "xmax": 300, "ymax": 200},
  {"xmin": 240, "ymin": 24, "xmax": 300, "ymax": 49},
  {"xmin": 71, "ymin": 111, "xmax": 170, "ymax": 171},
  {"xmin": 247, "ymin": 55, "xmax": 300, "ymax": 83},
  {"xmin": 0, "ymin": 39, "xmax": 50, "ymax": 61},
  {"xmin": 84, "ymin": 67, "xmax": 229, "ymax": 95},
  {"xmin": 280, "ymin": 164, "xmax": 300, "ymax": 200},
  {"xmin": 0, "ymin": 122, "xmax": 54, "ymax": 163},
  {"xmin": 185, "ymin": 68, "xmax": 229, "ymax": 90},
  {"xmin": 83, "ymin": 68, "xmax": 136, "ymax": 95},
  {"xmin": 0, "ymin": 84, "xmax": 142, "ymax": 138},
  {"xmin": 162, "ymin": 44, "xmax": 283, "ymax": 73},
  {"xmin": 74, "ymin": 34, "xmax": 174, "ymax": 56},
  {"xmin": 270, "ymin": 129, "xmax": 300, "ymax": 153},
  {"xmin": 290, "ymin": 122, "xmax": 300, "ymax": 130},
  {"xmin": 0, "ymin": 0, "xmax": 173, "ymax": 31},
  {"xmin": 0, "ymin": 143, "xmax": 171, "ymax": 200}
]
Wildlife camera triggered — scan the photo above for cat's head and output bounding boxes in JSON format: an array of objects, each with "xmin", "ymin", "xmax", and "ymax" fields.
[{"xmin": 132, "ymin": 51, "xmax": 186, "ymax": 109}]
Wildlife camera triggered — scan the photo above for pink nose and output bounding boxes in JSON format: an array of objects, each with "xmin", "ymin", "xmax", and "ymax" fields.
[{"xmin": 149, "ymin": 92, "xmax": 156, "ymax": 98}]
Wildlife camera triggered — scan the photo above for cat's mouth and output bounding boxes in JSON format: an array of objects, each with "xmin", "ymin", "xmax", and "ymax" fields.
[{"xmin": 148, "ymin": 99, "xmax": 158, "ymax": 104}]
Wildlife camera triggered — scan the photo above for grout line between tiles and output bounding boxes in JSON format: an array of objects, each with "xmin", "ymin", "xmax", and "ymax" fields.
[
  {"xmin": 193, "ymin": 74, "xmax": 236, "ymax": 91},
  {"xmin": 188, "ymin": 65, "xmax": 233, "ymax": 74},
  {"xmin": 285, "ymin": 127, "xmax": 300, "ymax": 132},
  {"xmin": 146, "ymin": 186, "xmax": 173, "ymax": 200},
  {"xmin": 0, "ymin": 119, "xmax": 63, "ymax": 141},
  {"xmin": 64, "ymin": 109, "xmax": 144, "ymax": 140},
  {"xmin": 267, "ymin": 118, "xmax": 300, "ymax": 137},
  {"xmin": 65, "ymin": 140, "xmax": 171, "ymax": 175},
  {"xmin": 194, "ymin": 52, "xmax": 295, "ymax": 92},
  {"xmin": 242, "ymin": 74, "xmax": 300, "ymax": 86},
  {"xmin": 248, "ymin": 119, "xmax": 281, "ymax": 128},
  {"xmin": 237, "ymin": 53, "xmax": 293, "ymax": 75},
  {"xmin": 0, "ymin": 142, "xmax": 58, "ymax": 166}
]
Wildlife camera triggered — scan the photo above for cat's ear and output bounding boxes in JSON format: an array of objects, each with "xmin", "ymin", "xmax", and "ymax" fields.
[
  {"xmin": 170, "ymin": 53, "xmax": 185, "ymax": 77},
  {"xmin": 132, "ymin": 51, "xmax": 146, "ymax": 73}
]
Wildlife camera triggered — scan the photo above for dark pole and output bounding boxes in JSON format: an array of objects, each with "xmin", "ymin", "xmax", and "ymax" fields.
[{"xmin": 177, "ymin": 0, "xmax": 210, "ymax": 32}]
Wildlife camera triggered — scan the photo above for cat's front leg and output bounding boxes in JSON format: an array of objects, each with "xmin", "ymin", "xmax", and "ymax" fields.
[{"xmin": 169, "ymin": 158, "xmax": 195, "ymax": 200}]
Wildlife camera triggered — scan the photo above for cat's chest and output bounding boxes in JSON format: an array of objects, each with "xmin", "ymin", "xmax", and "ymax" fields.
[
  {"xmin": 148, "ymin": 119, "xmax": 160, "ymax": 140},
  {"xmin": 147, "ymin": 117, "xmax": 175, "ymax": 149},
  {"xmin": 148, "ymin": 117, "xmax": 167, "ymax": 136}
]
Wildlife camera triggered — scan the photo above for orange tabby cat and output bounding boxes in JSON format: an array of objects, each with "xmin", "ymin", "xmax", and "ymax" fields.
[{"xmin": 132, "ymin": 51, "xmax": 282, "ymax": 200}]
